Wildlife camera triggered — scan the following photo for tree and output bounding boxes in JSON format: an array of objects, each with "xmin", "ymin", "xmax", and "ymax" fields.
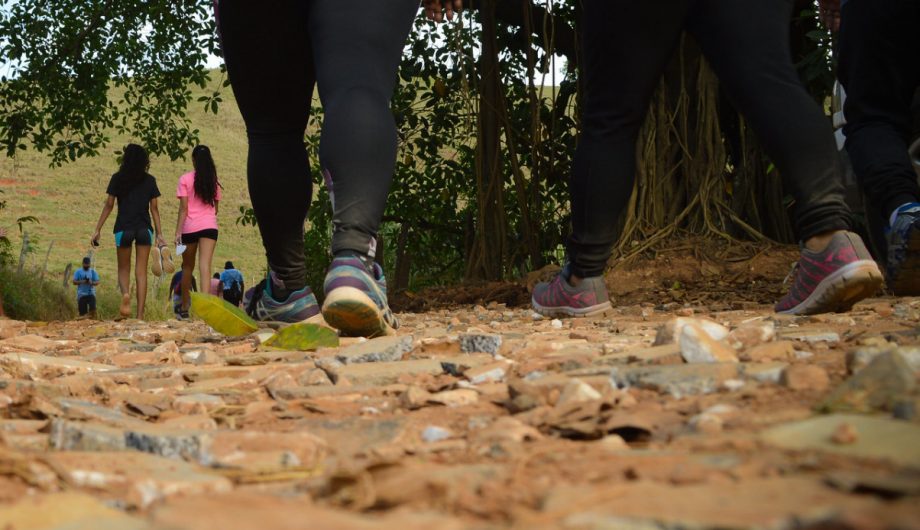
[{"xmin": 1, "ymin": 0, "xmax": 833, "ymax": 289}]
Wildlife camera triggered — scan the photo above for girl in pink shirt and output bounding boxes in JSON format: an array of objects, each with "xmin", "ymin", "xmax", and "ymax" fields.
[{"xmin": 173, "ymin": 145, "xmax": 221, "ymax": 318}]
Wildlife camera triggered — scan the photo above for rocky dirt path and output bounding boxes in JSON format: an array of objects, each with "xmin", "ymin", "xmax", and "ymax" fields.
[{"xmin": 0, "ymin": 297, "xmax": 919, "ymax": 529}]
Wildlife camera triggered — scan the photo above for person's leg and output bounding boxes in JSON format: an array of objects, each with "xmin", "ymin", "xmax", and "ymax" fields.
[
  {"xmin": 840, "ymin": 0, "xmax": 920, "ymax": 222},
  {"xmin": 78, "ymin": 296, "xmax": 88, "ymax": 316},
  {"xmin": 533, "ymin": 0, "xmax": 691, "ymax": 317},
  {"xmin": 87, "ymin": 295, "xmax": 97, "ymax": 320},
  {"xmin": 564, "ymin": 0, "xmax": 692, "ymax": 278},
  {"xmin": 839, "ymin": 0, "xmax": 920, "ymax": 294},
  {"xmin": 309, "ymin": 0, "xmax": 419, "ymax": 336},
  {"xmin": 180, "ymin": 241, "xmax": 198, "ymax": 314},
  {"xmin": 196, "ymin": 237, "xmax": 217, "ymax": 298},
  {"xmin": 308, "ymin": 0, "xmax": 419, "ymax": 259},
  {"xmin": 135, "ymin": 244, "xmax": 150, "ymax": 320},
  {"xmin": 687, "ymin": 0, "xmax": 881, "ymax": 314},
  {"xmin": 217, "ymin": 0, "xmax": 315, "ymax": 298},
  {"xmin": 116, "ymin": 244, "xmax": 132, "ymax": 318}
]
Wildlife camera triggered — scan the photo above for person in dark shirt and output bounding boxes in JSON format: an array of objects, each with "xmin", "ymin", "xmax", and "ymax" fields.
[
  {"xmin": 91, "ymin": 144, "xmax": 167, "ymax": 320},
  {"xmin": 169, "ymin": 270, "xmax": 198, "ymax": 318}
]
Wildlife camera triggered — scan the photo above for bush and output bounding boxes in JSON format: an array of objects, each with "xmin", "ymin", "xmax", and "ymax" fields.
[{"xmin": 0, "ymin": 266, "xmax": 76, "ymax": 321}]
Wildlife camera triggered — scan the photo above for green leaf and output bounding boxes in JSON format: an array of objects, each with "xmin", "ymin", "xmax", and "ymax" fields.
[
  {"xmin": 263, "ymin": 323, "xmax": 339, "ymax": 351},
  {"xmin": 190, "ymin": 292, "xmax": 259, "ymax": 337}
]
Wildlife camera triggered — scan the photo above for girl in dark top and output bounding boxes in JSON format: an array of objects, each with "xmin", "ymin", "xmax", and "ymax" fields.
[{"xmin": 91, "ymin": 144, "xmax": 167, "ymax": 319}]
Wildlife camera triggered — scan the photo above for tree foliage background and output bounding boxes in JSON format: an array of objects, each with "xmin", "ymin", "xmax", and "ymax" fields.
[{"xmin": 0, "ymin": 0, "xmax": 835, "ymax": 293}]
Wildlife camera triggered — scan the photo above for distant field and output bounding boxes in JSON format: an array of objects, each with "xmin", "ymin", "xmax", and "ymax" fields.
[{"xmin": 0, "ymin": 74, "xmax": 276, "ymax": 302}]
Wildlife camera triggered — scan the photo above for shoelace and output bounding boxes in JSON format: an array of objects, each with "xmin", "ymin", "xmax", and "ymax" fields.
[{"xmin": 782, "ymin": 262, "xmax": 799, "ymax": 286}]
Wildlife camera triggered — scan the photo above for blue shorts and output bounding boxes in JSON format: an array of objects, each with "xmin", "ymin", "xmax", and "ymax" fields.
[{"xmin": 115, "ymin": 229, "xmax": 153, "ymax": 248}]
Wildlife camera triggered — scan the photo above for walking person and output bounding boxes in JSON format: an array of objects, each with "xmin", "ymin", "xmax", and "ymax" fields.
[
  {"xmin": 91, "ymin": 144, "xmax": 167, "ymax": 320},
  {"xmin": 518, "ymin": 0, "xmax": 883, "ymax": 317},
  {"xmin": 210, "ymin": 272, "xmax": 223, "ymax": 297},
  {"xmin": 72, "ymin": 256, "xmax": 100, "ymax": 319},
  {"xmin": 219, "ymin": 261, "xmax": 244, "ymax": 307},
  {"xmin": 174, "ymin": 145, "xmax": 221, "ymax": 320},
  {"xmin": 820, "ymin": 0, "xmax": 920, "ymax": 295},
  {"xmin": 215, "ymin": 0, "xmax": 417, "ymax": 336}
]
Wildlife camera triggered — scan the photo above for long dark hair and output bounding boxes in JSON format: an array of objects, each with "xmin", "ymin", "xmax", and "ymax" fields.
[
  {"xmin": 192, "ymin": 145, "xmax": 218, "ymax": 206},
  {"xmin": 110, "ymin": 144, "xmax": 149, "ymax": 196}
]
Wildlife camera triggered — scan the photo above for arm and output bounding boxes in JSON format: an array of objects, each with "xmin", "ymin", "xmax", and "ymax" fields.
[
  {"xmin": 91, "ymin": 195, "xmax": 116, "ymax": 245},
  {"xmin": 91, "ymin": 271, "xmax": 100, "ymax": 286},
  {"xmin": 174, "ymin": 196, "xmax": 189, "ymax": 245},
  {"xmin": 149, "ymin": 197, "xmax": 167, "ymax": 248}
]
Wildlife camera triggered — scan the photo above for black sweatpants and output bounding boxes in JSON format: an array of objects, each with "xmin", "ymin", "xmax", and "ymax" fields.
[
  {"xmin": 839, "ymin": 0, "xmax": 920, "ymax": 221},
  {"xmin": 567, "ymin": 0, "xmax": 852, "ymax": 277},
  {"xmin": 216, "ymin": 0, "xmax": 418, "ymax": 291},
  {"xmin": 78, "ymin": 295, "xmax": 96, "ymax": 316}
]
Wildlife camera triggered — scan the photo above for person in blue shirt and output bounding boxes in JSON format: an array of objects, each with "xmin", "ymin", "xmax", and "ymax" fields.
[
  {"xmin": 219, "ymin": 261, "xmax": 244, "ymax": 307},
  {"xmin": 72, "ymin": 257, "xmax": 100, "ymax": 318}
]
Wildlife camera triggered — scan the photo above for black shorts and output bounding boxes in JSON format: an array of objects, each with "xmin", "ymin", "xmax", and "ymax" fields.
[
  {"xmin": 181, "ymin": 229, "xmax": 219, "ymax": 244},
  {"xmin": 78, "ymin": 295, "xmax": 96, "ymax": 315},
  {"xmin": 114, "ymin": 229, "xmax": 153, "ymax": 248}
]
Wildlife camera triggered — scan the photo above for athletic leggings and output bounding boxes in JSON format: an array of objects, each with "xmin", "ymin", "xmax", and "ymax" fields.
[
  {"xmin": 567, "ymin": 0, "xmax": 852, "ymax": 277},
  {"xmin": 216, "ymin": 0, "xmax": 419, "ymax": 291}
]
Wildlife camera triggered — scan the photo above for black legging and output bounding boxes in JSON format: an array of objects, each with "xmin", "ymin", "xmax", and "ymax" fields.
[
  {"xmin": 216, "ymin": 0, "xmax": 419, "ymax": 292},
  {"xmin": 567, "ymin": 0, "xmax": 852, "ymax": 277}
]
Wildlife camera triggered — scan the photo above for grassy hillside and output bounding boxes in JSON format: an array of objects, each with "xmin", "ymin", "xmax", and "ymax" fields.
[{"xmin": 0, "ymin": 75, "xmax": 272, "ymax": 309}]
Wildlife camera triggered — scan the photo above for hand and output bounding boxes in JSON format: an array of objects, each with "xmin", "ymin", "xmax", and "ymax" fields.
[
  {"xmin": 90, "ymin": 231, "xmax": 101, "ymax": 247},
  {"xmin": 423, "ymin": 0, "xmax": 462, "ymax": 22},
  {"xmin": 817, "ymin": 0, "xmax": 841, "ymax": 32},
  {"xmin": 175, "ymin": 234, "xmax": 182, "ymax": 246},
  {"xmin": 156, "ymin": 235, "xmax": 168, "ymax": 248}
]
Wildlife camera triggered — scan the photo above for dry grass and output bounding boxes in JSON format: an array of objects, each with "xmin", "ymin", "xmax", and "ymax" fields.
[{"xmin": 0, "ymin": 74, "xmax": 272, "ymax": 317}]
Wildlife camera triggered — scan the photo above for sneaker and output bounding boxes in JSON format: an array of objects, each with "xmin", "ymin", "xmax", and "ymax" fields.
[
  {"xmin": 532, "ymin": 264, "xmax": 612, "ymax": 317},
  {"xmin": 885, "ymin": 203, "xmax": 920, "ymax": 295},
  {"xmin": 775, "ymin": 231, "xmax": 883, "ymax": 315},
  {"xmin": 245, "ymin": 275, "xmax": 320, "ymax": 323},
  {"xmin": 322, "ymin": 256, "xmax": 398, "ymax": 337},
  {"xmin": 151, "ymin": 246, "xmax": 163, "ymax": 277}
]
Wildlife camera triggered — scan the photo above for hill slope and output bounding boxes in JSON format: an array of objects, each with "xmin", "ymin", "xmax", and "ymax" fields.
[{"xmin": 0, "ymin": 75, "xmax": 272, "ymax": 301}]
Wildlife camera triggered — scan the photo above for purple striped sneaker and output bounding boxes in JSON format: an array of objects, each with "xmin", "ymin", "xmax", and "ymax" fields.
[
  {"xmin": 244, "ymin": 275, "xmax": 320, "ymax": 323},
  {"xmin": 322, "ymin": 256, "xmax": 398, "ymax": 337},
  {"xmin": 775, "ymin": 231, "xmax": 883, "ymax": 315},
  {"xmin": 532, "ymin": 265, "xmax": 612, "ymax": 317}
]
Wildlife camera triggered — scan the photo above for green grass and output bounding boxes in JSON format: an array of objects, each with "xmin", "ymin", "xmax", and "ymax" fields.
[
  {"xmin": 0, "ymin": 266, "xmax": 76, "ymax": 321},
  {"xmin": 0, "ymin": 74, "xmax": 269, "ymax": 318}
]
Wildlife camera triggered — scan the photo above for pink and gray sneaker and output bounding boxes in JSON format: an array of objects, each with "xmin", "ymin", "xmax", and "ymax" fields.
[
  {"xmin": 532, "ymin": 264, "xmax": 612, "ymax": 317},
  {"xmin": 775, "ymin": 231, "xmax": 883, "ymax": 315}
]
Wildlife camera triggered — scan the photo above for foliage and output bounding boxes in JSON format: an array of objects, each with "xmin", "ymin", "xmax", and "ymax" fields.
[
  {"xmin": 190, "ymin": 291, "xmax": 258, "ymax": 337},
  {"xmin": 4, "ymin": 0, "xmax": 838, "ymax": 297},
  {"xmin": 0, "ymin": 266, "xmax": 75, "ymax": 320},
  {"xmin": 0, "ymin": 0, "xmax": 220, "ymax": 164},
  {"xmin": 263, "ymin": 322, "xmax": 339, "ymax": 351}
]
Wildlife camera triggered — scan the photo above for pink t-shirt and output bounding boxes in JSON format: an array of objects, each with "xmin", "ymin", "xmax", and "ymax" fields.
[
  {"xmin": 209, "ymin": 278, "xmax": 222, "ymax": 296},
  {"xmin": 177, "ymin": 171, "xmax": 221, "ymax": 234}
]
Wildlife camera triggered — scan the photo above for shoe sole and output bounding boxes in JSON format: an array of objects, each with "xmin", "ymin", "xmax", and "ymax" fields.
[
  {"xmin": 161, "ymin": 246, "xmax": 176, "ymax": 274},
  {"xmin": 889, "ymin": 227, "xmax": 920, "ymax": 296},
  {"xmin": 777, "ymin": 260, "xmax": 883, "ymax": 316},
  {"xmin": 531, "ymin": 299, "xmax": 613, "ymax": 318},
  {"xmin": 322, "ymin": 286, "xmax": 390, "ymax": 338},
  {"xmin": 151, "ymin": 247, "xmax": 163, "ymax": 277}
]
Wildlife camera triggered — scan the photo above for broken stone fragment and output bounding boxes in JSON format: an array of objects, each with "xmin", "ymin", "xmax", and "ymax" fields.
[
  {"xmin": 819, "ymin": 351, "xmax": 916, "ymax": 413},
  {"xmin": 740, "ymin": 340, "xmax": 795, "ymax": 362},
  {"xmin": 780, "ymin": 365, "xmax": 830, "ymax": 392},
  {"xmin": 459, "ymin": 333, "xmax": 503, "ymax": 356},
  {"xmin": 678, "ymin": 323, "xmax": 738, "ymax": 364},
  {"xmin": 556, "ymin": 378, "xmax": 602, "ymax": 406},
  {"xmin": 0, "ymin": 319, "xmax": 26, "ymax": 340},
  {"xmin": 653, "ymin": 317, "xmax": 729, "ymax": 346},
  {"xmin": 727, "ymin": 321, "xmax": 775, "ymax": 350},
  {"xmin": 847, "ymin": 345, "xmax": 920, "ymax": 375},
  {"xmin": 422, "ymin": 425, "xmax": 452, "ymax": 443},
  {"xmin": 463, "ymin": 361, "xmax": 509, "ymax": 385},
  {"xmin": 334, "ymin": 335, "xmax": 414, "ymax": 364},
  {"xmin": 0, "ymin": 334, "xmax": 60, "ymax": 353}
]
